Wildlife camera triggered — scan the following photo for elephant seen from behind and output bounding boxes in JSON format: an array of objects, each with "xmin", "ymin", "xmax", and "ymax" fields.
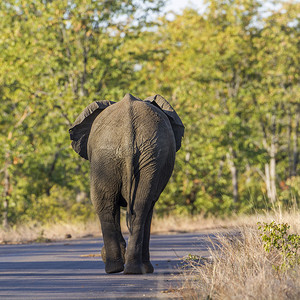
[{"xmin": 69, "ymin": 93, "xmax": 184, "ymax": 274}]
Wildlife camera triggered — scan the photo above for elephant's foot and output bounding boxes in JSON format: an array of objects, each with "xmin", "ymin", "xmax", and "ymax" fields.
[
  {"xmin": 124, "ymin": 262, "xmax": 146, "ymax": 274},
  {"xmin": 143, "ymin": 261, "xmax": 154, "ymax": 273},
  {"xmin": 105, "ymin": 259, "xmax": 124, "ymax": 274},
  {"xmin": 101, "ymin": 244, "xmax": 126, "ymax": 264}
]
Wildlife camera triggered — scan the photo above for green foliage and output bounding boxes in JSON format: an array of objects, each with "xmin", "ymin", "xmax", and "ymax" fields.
[
  {"xmin": 34, "ymin": 230, "xmax": 52, "ymax": 243},
  {"xmin": 258, "ymin": 221, "xmax": 300, "ymax": 271},
  {"xmin": 0, "ymin": 0, "xmax": 299, "ymax": 226},
  {"xmin": 0, "ymin": 0, "xmax": 164, "ymax": 226},
  {"xmin": 132, "ymin": 0, "xmax": 300, "ymax": 216},
  {"xmin": 183, "ymin": 254, "xmax": 205, "ymax": 264}
]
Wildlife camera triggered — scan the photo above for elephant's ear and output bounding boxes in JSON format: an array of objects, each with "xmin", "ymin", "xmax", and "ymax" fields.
[
  {"xmin": 69, "ymin": 100, "xmax": 116, "ymax": 159},
  {"xmin": 145, "ymin": 95, "xmax": 184, "ymax": 151}
]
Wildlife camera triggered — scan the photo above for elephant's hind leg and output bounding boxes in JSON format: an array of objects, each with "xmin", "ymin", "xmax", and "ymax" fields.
[
  {"xmin": 123, "ymin": 216, "xmax": 147, "ymax": 274},
  {"xmin": 100, "ymin": 219, "xmax": 124, "ymax": 274},
  {"xmin": 91, "ymin": 181, "xmax": 124, "ymax": 274},
  {"xmin": 100, "ymin": 207, "xmax": 126, "ymax": 265},
  {"xmin": 142, "ymin": 206, "xmax": 154, "ymax": 273},
  {"xmin": 123, "ymin": 190, "xmax": 155, "ymax": 274}
]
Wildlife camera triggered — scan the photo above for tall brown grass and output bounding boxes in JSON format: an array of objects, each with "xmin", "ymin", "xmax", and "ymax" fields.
[
  {"xmin": 0, "ymin": 212, "xmax": 251, "ymax": 244},
  {"xmin": 0, "ymin": 218, "xmax": 101, "ymax": 244},
  {"xmin": 178, "ymin": 211, "xmax": 300, "ymax": 300},
  {"xmin": 1, "ymin": 210, "xmax": 299, "ymax": 244}
]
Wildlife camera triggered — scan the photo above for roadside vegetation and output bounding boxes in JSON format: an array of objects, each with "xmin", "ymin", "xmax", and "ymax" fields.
[
  {"xmin": 1, "ymin": 209, "xmax": 298, "ymax": 243},
  {"xmin": 1, "ymin": 0, "xmax": 299, "ymax": 228},
  {"xmin": 179, "ymin": 210, "xmax": 300, "ymax": 299}
]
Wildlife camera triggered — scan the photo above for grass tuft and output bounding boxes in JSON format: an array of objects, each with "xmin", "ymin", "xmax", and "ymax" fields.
[
  {"xmin": 178, "ymin": 212, "xmax": 300, "ymax": 300},
  {"xmin": 0, "ymin": 218, "xmax": 101, "ymax": 244}
]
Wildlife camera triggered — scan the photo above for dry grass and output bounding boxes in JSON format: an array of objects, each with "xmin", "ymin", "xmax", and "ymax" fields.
[
  {"xmin": 0, "ymin": 213, "xmax": 266, "ymax": 244},
  {"xmin": 178, "ymin": 211, "xmax": 300, "ymax": 300},
  {"xmin": 150, "ymin": 211, "xmax": 300, "ymax": 234},
  {"xmin": 0, "ymin": 218, "xmax": 101, "ymax": 244},
  {"xmin": 1, "ymin": 210, "xmax": 299, "ymax": 299},
  {"xmin": 1, "ymin": 210, "xmax": 299, "ymax": 244},
  {"xmin": 0, "ymin": 212, "xmax": 230, "ymax": 244}
]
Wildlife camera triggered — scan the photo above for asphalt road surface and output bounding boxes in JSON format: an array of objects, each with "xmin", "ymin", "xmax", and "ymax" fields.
[{"xmin": 0, "ymin": 232, "xmax": 217, "ymax": 299}]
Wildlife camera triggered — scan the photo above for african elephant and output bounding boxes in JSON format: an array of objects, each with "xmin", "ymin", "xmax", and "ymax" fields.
[{"xmin": 69, "ymin": 93, "xmax": 184, "ymax": 274}]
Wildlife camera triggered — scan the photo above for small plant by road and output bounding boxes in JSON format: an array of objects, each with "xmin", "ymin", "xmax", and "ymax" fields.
[
  {"xmin": 258, "ymin": 221, "xmax": 299, "ymax": 272},
  {"xmin": 179, "ymin": 219, "xmax": 300, "ymax": 300}
]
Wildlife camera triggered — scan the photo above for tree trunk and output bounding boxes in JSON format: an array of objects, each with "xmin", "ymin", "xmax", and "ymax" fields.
[
  {"xmin": 265, "ymin": 113, "xmax": 277, "ymax": 204},
  {"xmin": 292, "ymin": 105, "xmax": 300, "ymax": 176},
  {"xmin": 269, "ymin": 149, "xmax": 277, "ymax": 203},
  {"xmin": 227, "ymin": 147, "xmax": 239, "ymax": 203},
  {"xmin": 288, "ymin": 109, "xmax": 293, "ymax": 177},
  {"xmin": 2, "ymin": 153, "xmax": 10, "ymax": 228},
  {"xmin": 218, "ymin": 157, "xmax": 225, "ymax": 179},
  {"xmin": 264, "ymin": 163, "xmax": 272, "ymax": 203},
  {"xmin": 264, "ymin": 161, "xmax": 277, "ymax": 205}
]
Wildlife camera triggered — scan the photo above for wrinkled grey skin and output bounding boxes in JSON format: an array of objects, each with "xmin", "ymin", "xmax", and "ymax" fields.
[{"xmin": 69, "ymin": 93, "xmax": 184, "ymax": 274}]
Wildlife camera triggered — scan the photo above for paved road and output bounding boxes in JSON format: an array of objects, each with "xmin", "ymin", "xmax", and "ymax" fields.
[{"xmin": 0, "ymin": 232, "xmax": 217, "ymax": 299}]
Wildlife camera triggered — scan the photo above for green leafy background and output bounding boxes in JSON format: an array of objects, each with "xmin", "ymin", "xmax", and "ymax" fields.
[{"xmin": 1, "ymin": 0, "xmax": 299, "ymax": 226}]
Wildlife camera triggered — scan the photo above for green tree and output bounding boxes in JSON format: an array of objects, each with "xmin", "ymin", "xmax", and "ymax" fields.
[
  {"xmin": 130, "ymin": 0, "xmax": 300, "ymax": 215},
  {"xmin": 0, "ymin": 0, "xmax": 164, "ymax": 226}
]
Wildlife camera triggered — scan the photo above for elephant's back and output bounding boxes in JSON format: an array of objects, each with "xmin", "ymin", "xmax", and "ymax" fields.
[{"xmin": 87, "ymin": 95, "xmax": 175, "ymax": 162}]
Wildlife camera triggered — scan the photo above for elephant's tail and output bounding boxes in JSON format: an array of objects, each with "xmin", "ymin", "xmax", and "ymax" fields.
[
  {"xmin": 126, "ymin": 158, "xmax": 135, "ymax": 235},
  {"xmin": 124, "ymin": 97, "xmax": 136, "ymax": 235}
]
